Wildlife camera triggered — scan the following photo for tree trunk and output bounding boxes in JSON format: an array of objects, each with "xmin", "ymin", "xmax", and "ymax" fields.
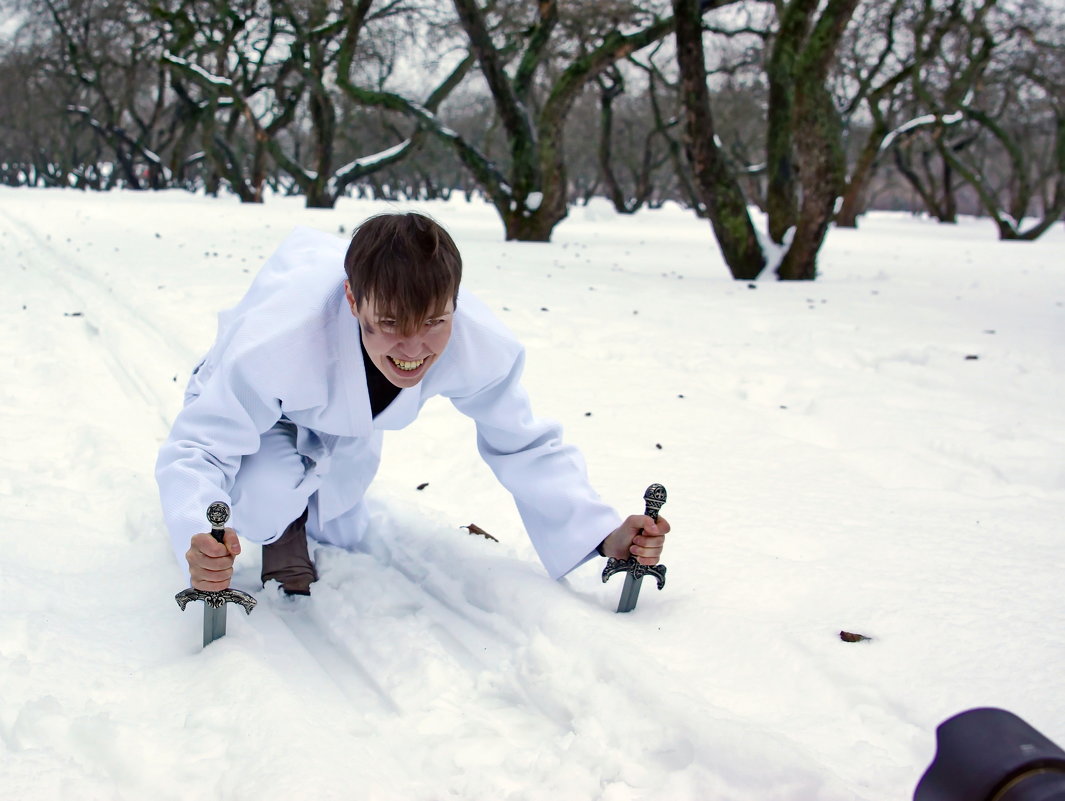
[
  {"xmin": 503, "ymin": 211, "xmax": 558, "ymax": 242},
  {"xmin": 672, "ymin": 0, "xmax": 765, "ymax": 279},
  {"xmin": 770, "ymin": 0, "xmax": 859, "ymax": 278},
  {"xmin": 938, "ymin": 142, "xmax": 957, "ymax": 223},
  {"xmin": 836, "ymin": 121, "xmax": 886, "ymax": 228},
  {"xmin": 835, "ymin": 183, "xmax": 865, "ymax": 228},
  {"xmin": 304, "ymin": 187, "xmax": 336, "ymax": 208},
  {"xmin": 303, "ymin": 77, "xmax": 337, "ymax": 209},
  {"xmin": 779, "ymin": 86, "xmax": 847, "ymax": 279},
  {"xmin": 764, "ymin": 0, "xmax": 823, "ymax": 243},
  {"xmin": 597, "ymin": 72, "xmax": 632, "ymax": 214},
  {"xmin": 205, "ymin": 170, "xmax": 221, "ymax": 197}
]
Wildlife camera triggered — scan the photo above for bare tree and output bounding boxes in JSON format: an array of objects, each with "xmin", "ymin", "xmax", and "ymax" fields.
[
  {"xmin": 625, "ymin": 49, "xmax": 714, "ymax": 215},
  {"xmin": 153, "ymin": 0, "xmax": 299, "ymax": 201},
  {"xmin": 452, "ymin": 0, "xmax": 685, "ymax": 239},
  {"xmin": 833, "ymin": 0, "xmax": 983, "ymax": 227},
  {"xmin": 932, "ymin": 3, "xmax": 1065, "ymax": 238},
  {"xmin": 15, "ymin": 0, "xmax": 189, "ymax": 189},
  {"xmin": 588, "ymin": 61, "xmax": 675, "ymax": 213},
  {"xmin": 319, "ymin": 0, "xmax": 475, "ymax": 208},
  {"xmin": 337, "ymin": 1, "xmax": 684, "ymax": 239},
  {"xmin": 0, "ymin": 22, "xmax": 98, "ymax": 186}
]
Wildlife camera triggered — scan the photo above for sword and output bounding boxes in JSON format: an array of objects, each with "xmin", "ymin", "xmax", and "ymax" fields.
[
  {"xmin": 175, "ymin": 502, "xmax": 257, "ymax": 647},
  {"xmin": 602, "ymin": 483, "xmax": 668, "ymax": 613}
]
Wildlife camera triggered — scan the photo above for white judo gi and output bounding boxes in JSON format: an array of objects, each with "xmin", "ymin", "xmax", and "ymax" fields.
[{"xmin": 156, "ymin": 227, "xmax": 621, "ymax": 581}]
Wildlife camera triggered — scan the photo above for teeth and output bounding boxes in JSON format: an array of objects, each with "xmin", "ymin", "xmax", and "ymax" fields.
[{"xmin": 390, "ymin": 357, "xmax": 426, "ymax": 371}]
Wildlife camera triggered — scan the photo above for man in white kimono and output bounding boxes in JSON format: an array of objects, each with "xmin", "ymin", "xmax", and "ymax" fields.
[{"xmin": 157, "ymin": 213, "xmax": 668, "ymax": 595}]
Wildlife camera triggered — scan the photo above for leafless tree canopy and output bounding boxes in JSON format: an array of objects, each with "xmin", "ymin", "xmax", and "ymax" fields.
[{"xmin": 2, "ymin": 0, "xmax": 1061, "ymax": 273}]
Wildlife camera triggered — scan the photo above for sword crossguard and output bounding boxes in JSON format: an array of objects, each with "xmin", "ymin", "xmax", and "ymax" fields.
[
  {"xmin": 175, "ymin": 587, "xmax": 258, "ymax": 614},
  {"xmin": 601, "ymin": 556, "xmax": 667, "ymax": 590}
]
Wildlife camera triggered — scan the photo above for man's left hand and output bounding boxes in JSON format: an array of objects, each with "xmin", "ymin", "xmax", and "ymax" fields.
[{"xmin": 600, "ymin": 514, "xmax": 670, "ymax": 564}]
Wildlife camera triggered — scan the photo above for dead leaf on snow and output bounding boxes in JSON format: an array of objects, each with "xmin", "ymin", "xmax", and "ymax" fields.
[
  {"xmin": 462, "ymin": 523, "xmax": 499, "ymax": 542},
  {"xmin": 840, "ymin": 630, "xmax": 873, "ymax": 643}
]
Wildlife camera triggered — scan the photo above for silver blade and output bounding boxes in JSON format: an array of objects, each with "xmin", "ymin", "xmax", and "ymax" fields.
[
  {"xmin": 203, "ymin": 604, "xmax": 227, "ymax": 647},
  {"xmin": 616, "ymin": 572, "xmax": 643, "ymax": 613}
]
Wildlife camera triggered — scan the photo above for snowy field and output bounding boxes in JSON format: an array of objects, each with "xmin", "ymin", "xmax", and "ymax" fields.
[{"xmin": 0, "ymin": 186, "xmax": 1063, "ymax": 801}]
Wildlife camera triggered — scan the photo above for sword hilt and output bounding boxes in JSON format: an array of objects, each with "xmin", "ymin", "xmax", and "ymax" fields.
[
  {"xmin": 175, "ymin": 499, "xmax": 255, "ymax": 613},
  {"xmin": 174, "ymin": 501, "xmax": 254, "ymax": 648},
  {"xmin": 602, "ymin": 483, "xmax": 668, "ymax": 590}
]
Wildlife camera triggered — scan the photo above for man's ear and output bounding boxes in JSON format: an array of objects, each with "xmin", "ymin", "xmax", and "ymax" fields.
[{"xmin": 344, "ymin": 281, "xmax": 358, "ymax": 317}]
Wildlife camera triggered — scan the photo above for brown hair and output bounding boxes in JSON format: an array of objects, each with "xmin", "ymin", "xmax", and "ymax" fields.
[{"xmin": 344, "ymin": 212, "xmax": 462, "ymax": 336}]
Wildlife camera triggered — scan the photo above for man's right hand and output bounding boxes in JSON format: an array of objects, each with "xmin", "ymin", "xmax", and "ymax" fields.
[{"xmin": 186, "ymin": 528, "xmax": 241, "ymax": 591}]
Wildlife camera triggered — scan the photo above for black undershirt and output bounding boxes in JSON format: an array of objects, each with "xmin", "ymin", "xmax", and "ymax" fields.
[{"xmin": 361, "ymin": 341, "xmax": 402, "ymax": 418}]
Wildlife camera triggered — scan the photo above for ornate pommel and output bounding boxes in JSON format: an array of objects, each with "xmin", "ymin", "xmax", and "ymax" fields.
[
  {"xmin": 643, "ymin": 483, "xmax": 667, "ymax": 521},
  {"xmin": 206, "ymin": 501, "xmax": 230, "ymax": 531}
]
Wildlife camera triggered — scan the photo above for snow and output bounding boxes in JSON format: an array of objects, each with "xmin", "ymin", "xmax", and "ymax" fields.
[
  {"xmin": 880, "ymin": 114, "xmax": 937, "ymax": 153},
  {"xmin": 328, "ymin": 142, "xmax": 414, "ymax": 194},
  {"xmin": 1, "ymin": 188, "xmax": 1063, "ymax": 800},
  {"xmin": 338, "ymin": 141, "xmax": 412, "ymax": 176},
  {"xmin": 162, "ymin": 51, "xmax": 234, "ymax": 89},
  {"xmin": 879, "ymin": 110, "xmax": 965, "ymax": 154},
  {"xmin": 750, "ymin": 212, "xmax": 795, "ymax": 279}
]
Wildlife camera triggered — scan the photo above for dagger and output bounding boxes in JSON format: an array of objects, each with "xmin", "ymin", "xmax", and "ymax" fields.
[
  {"xmin": 602, "ymin": 483, "xmax": 668, "ymax": 613},
  {"xmin": 175, "ymin": 502, "xmax": 257, "ymax": 647}
]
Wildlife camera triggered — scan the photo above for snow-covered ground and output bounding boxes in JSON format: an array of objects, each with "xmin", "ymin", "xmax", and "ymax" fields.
[{"xmin": 1, "ymin": 187, "xmax": 1062, "ymax": 800}]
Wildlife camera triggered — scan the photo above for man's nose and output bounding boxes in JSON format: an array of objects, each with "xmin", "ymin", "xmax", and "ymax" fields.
[{"xmin": 394, "ymin": 331, "xmax": 427, "ymax": 354}]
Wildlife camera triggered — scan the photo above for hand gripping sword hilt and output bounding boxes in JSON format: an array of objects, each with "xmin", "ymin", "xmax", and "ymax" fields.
[
  {"xmin": 174, "ymin": 501, "xmax": 257, "ymax": 616},
  {"xmin": 601, "ymin": 483, "xmax": 668, "ymax": 590},
  {"xmin": 175, "ymin": 587, "xmax": 258, "ymax": 614}
]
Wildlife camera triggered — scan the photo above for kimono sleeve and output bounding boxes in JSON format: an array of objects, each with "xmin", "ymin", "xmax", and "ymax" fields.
[
  {"xmin": 450, "ymin": 346, "xmax": 621, "ymax": 580},
  {"xmin": 155, "ymin": 352, "xmax": 282, "ymax": 568}
]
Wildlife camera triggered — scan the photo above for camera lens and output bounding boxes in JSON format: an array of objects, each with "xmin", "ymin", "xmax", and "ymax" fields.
[{"xmin": 915, "ymin": 708, "xmax": 1065, "ymax": 801}]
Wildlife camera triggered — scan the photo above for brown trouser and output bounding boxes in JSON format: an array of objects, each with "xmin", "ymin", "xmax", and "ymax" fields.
[{"xmin": 261, "ymin": 507, "xmax": 317, "ymax": 595}]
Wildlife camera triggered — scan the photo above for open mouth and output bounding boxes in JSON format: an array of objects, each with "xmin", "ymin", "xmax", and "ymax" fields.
[{"xmin": 388, "ymin": 356, "xmax": 428, "ymax": 372}]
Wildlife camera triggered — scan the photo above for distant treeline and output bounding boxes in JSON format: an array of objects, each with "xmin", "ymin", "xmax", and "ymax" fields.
[{"xmin": 2, "ymin": 0, "xmax": 1062, "ymax": 278}]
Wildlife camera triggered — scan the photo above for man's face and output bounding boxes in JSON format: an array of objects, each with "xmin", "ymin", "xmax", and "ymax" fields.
[{"xmin": 345, "ymin": 282, "xmax": 454, "ymax": 389}]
